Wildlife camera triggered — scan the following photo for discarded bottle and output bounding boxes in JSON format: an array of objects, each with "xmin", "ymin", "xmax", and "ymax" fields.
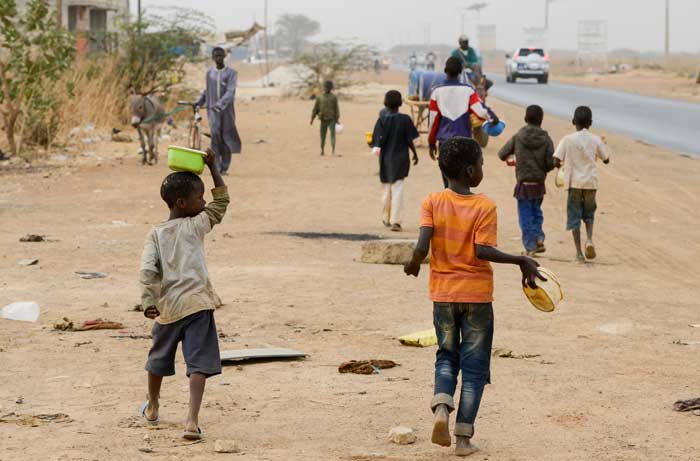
[{"xmin": 1, "ymin": 302, "xmax": 40, "ymax": 322}]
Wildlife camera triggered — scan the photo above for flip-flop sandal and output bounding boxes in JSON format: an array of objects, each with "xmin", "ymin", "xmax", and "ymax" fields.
[
  {"xmin": 183, "ymin": 426, "xmax": 203, "ymax": 440},
  {"xmin": 585, "ymin": 241, "xmax": 596, "ymax": 260},
  {"xmin": 139, "ymin": 401, "xmax": 159, "ymax": 426}
]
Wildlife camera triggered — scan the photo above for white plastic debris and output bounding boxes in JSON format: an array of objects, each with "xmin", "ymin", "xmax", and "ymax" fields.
[{"xmin": 1, "ymin": 302, "xmax": 40, "ymax": 322}]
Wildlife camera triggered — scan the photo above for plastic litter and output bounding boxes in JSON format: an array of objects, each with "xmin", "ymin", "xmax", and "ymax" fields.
[
  {"xmin": 555, "ymin": 168, "xmax": 566, "ymax": 188},
  {"xmin": 335, "ymin": 123, "xmax": 344, "ymax": 134},
  {"xmin": 1, "ymin": 302, "xmax": 40, "ymax": 322},
  {"xmin": 398, "ymin": 329, "xmax": 437, "ymax": 347}
]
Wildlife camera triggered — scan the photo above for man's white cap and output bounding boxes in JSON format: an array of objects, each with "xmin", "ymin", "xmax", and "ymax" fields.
[{"xmin": 458, "ymin": 34, "xmax": 469, "ymax": 42}]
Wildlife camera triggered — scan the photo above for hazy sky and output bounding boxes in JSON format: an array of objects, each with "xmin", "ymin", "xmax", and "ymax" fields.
[{"xmin": 137, "ymin": 0, "xmax": 700, "ymax": 53}]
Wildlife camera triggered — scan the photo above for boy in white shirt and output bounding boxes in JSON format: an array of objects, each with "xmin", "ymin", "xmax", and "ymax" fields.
[{"xmin": 554, "ymin": 106, "xmax": 610, "ymax": 262}]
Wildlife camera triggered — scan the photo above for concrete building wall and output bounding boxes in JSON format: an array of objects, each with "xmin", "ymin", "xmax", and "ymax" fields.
[{"xmin": 14, "ymin": 0, "xmax": 129, "ymax": 31}]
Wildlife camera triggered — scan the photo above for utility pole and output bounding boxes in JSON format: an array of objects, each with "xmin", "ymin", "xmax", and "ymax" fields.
[
  {"xmin": 545, "ymin": 0, "xmax": 555, "ymax": 29},
  {"xmin": 264, "ymin": 0, "xmax": 270, "ymax": 86},
  {"xmin": 664, "ymin": 0, "xmax": 670, "ymax": 61},
  {"xmin": 464, "ymin": 2, "xmax": 488, "ymax": 44},
  {"xmin": 137, "ymin": 0, "xmax": 142, "ymax": 34}
]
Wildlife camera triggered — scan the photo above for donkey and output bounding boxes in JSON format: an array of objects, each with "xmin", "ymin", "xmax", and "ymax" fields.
[{"xmin": 130, "ymin": 90, "xmax": 165, "ymax": 165}]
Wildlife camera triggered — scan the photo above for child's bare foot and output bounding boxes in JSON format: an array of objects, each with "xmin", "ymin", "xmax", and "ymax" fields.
[
  {"xmin": 431, "ymin": 404, "xmax": 451, "ymax": 447},
  {"xmin": 584, "ymin": 240, "xmax": 596, "ymax": 260},
  {"xmin": 455, "ymin": 436, "xmax": 479, "ymax": 457},
  {"xmin": 575, "ymin": 254, "xmax": 586, "ymax": 264}
]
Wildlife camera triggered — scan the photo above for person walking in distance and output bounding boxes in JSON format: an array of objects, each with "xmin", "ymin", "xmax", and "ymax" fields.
[{"xmin": 195, "ymin": 47, "xmax": 242, "ymax": 175}]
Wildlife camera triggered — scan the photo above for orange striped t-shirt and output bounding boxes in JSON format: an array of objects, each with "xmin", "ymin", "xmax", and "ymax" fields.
[{"xmin": 420, "ymin": 189, "xmax": 498, "ymax": 303}]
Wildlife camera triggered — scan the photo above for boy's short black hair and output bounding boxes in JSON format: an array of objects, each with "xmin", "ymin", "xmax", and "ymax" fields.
[
  {"xmin": 212, "ymin": 46, "xmax": 225, "ymax": 55},
  {"xmin": 438, "ymin": 137, "xmax": 482, "ymax": 180},
  {"xmin": 573, "ymin": 106, "xmax": 593, "ymax": 127},
  {"xmin": 160, "ymin": 172, "xmax": 203, "ymax": 208},
  {"xmin": 384, "ymin": 90, "xmax": 402, "ymax": 110},
  {"xmin": 323, "ymin": 80, "xmax": 334, "ymax": 90},
  {"xmin": 525, "ymin": 105, "xmax": 544, "ymax": 125},
  {"xmin": 444, "ymin": 56, "xmax": 463, "ymax": 78}
]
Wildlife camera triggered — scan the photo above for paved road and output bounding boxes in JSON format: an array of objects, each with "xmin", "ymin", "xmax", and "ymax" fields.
[{"xmin": 488, "ymin": 74, "xmax": 700, "ymax": 156}]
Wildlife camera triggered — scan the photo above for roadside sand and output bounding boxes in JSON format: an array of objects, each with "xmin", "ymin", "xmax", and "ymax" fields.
[
  {"xmin": 1, "ymin": 72, "xmax": 700, "ymax": 460},
  {"xmin": 554, "ymin": 69, "xmax": 700, "ymax": 104}
]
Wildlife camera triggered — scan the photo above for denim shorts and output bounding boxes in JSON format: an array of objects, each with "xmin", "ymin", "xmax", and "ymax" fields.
[{"xmin": 567, "ymin": 188, "xmax": 597, "ymax": 230}]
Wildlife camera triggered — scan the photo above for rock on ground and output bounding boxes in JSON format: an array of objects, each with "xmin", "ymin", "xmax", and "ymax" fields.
[
  {"xmin": 360, "ymin": 239, "xmax": 427, "ymax": 265},
  {"xmin": 214, "ymin": 439, "xmax": 239, "ymax": 453},
  {"xmin": 388, "ymin": 426, "xmax": 416, "ymax": 445}
]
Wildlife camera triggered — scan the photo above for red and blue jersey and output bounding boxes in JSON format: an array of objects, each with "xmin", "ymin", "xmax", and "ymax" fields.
[{"xmin": 428, "ymin": 79, "xmax": 493, "ymax": 147}]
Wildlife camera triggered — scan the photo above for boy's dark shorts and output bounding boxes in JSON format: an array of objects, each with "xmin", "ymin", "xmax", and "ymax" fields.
[
  {"xmin": 566, "ymin": 188, "xmax": 597, "ymax": 230},
  {"xmin": 145, "ymin": 309, "xmax": 221, "ymax": 378}
]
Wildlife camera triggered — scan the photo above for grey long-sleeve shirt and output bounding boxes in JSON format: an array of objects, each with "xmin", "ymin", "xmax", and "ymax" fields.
[{"xmin": 139, "ymin": 186, "xmax": 230, "ymax": 324}]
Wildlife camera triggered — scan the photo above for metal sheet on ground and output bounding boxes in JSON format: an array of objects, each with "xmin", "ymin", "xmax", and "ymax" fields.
[{"xmin": 220, "ymin": 348, "xmax": 306, "ymax": 363}]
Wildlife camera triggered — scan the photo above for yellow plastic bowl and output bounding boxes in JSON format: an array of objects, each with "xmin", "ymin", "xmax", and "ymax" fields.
[
  {"xmin": 167, "ymin": 146, "xmax": 205, "ymax": 174},
  {"xmin": 523, "ymin": 267, "xmax": 563, "ymax": 312},
  {"xmin": 365, "ymin": 131, "xmax": 373, "ymax": 146}
]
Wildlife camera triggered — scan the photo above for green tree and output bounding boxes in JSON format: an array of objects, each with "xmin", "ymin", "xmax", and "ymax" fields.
[
  {"xmin": 0, "ymin": 0, "xmax": 75, "ymax": 156},
  {"xmin": 275, "ymin": 13, "xmax": 320, "ymax": 58},
  {"xmin": 120, "ymin": 7, "xmax": 214, "ymax": 95},
  {"xmin": 294, "ymin": 41, "xmax": 373, "ymax": 95}
]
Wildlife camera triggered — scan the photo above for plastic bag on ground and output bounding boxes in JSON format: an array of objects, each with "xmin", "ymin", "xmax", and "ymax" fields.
[{"xmin": 1, "ymin": 302, "xmax": 40, "ymax": 322}]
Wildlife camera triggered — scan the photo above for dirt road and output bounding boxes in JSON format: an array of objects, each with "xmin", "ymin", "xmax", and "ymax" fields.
[{"xmin": 1, "ymin": 80, "xmax": 699, "ymax": 460}]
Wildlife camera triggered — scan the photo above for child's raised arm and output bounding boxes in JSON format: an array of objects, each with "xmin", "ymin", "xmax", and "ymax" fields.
[
  {"xmin": 200, "ymin": 149, "xmax": 229, "ymax": 228},
  {"xmin": 204, "ymin": 149, "xmax": 224, "ymax": 188}
]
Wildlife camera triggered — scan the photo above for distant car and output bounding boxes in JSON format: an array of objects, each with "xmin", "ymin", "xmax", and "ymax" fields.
[{"xmin": 505, "ymin": 47, "xmax": 550, "ymax": 84}]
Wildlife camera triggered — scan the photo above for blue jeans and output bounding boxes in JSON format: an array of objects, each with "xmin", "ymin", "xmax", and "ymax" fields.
[
  {"xmin": 431, "ymin": 302, "xmax": 494, "ymax": 438},
  {"xmin": 517, "ymin": 198, "xmax": 545, "ymax": 252}
]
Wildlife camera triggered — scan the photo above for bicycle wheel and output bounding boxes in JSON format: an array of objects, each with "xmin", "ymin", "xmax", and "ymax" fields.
[{"xmin": 189, "ymin": 123, "xmax": 202, "ymax": 150}]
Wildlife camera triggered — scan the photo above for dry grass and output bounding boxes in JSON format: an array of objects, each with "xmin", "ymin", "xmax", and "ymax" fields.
[{"xmin": 55, "ymin": 57, "xmax": 129, "ymax": 137}]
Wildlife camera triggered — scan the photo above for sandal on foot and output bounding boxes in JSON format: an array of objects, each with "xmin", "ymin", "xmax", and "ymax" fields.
[
  {"xmin": 390, "ymin": 223, "xmax": 402, "ymax": 232},
  {"xmin": 585, "ymin": 241, "xmax": 596, "ymax": 260},
  {"xmin": 575, "ymin": 254, "xmax": 586, "ymax": 264},
  {"xmin": 183, "ymin": 426, "xmax": 203, "ymax": 440},
  {"xmin": 139, "ymin": 401, "xmax": 159, "ymax": 426}
]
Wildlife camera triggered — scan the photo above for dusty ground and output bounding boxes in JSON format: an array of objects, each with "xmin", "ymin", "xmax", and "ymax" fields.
[{"xmin": 1, "ymin": 70, "xmax": 700, "ymax": 461}]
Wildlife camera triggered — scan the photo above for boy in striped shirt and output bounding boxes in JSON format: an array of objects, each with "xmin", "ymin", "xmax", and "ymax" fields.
[{"xmin": 404, "ymin": 137, "xmax": 543, "ymax": 456}]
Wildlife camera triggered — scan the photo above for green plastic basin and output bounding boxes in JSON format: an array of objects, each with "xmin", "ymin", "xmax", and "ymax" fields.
[{"xmin": 167, "ymin": 146, "xmax": 205, "ymax": 174}]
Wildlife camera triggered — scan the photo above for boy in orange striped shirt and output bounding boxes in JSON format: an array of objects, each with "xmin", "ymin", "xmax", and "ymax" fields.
[{"xmin": 404, "ymin": 137, "xmax": 543, "ymax": 456}]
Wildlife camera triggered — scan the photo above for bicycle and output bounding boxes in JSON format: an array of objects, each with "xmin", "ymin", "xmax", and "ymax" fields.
[{"xmin": 177, "ymin": 101, "xmax": 205, "ymax": 150}]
